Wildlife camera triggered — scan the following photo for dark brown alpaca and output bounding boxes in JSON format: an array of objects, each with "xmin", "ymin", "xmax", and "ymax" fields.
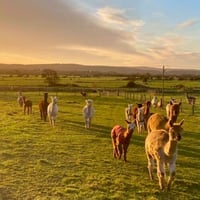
[
  {"xmin": 22, "ymin": 96, "xmax": 32, "ymax": 115},
  {"xmin": 80, "ymin": 91, "xmax": 87, "ymax": 97},
  {"xmin": 39, "ymin": 93, "xmax": 49, "ymax": 121},
  {"xmin": 111, "ymin": 120, "xmax": 136, "ymax": 162}
]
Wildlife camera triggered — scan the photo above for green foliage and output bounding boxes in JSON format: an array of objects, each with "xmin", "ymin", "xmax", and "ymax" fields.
[
  {"xmin": 42, "ymin": 69, "xmax": 59, "ymax": 86},
  {"xmin": 0, "ymin": 90, "xmax": 199, "ymax": 199}
]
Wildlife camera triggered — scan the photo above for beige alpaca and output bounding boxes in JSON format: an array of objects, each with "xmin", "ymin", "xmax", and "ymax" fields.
[
  {"xmin": 145, "ymin": 119, "xmax": 184, "ymax": 190},
  {"xmin": 147, "ymin": 102, "xmax": 181, "ymax": 134}
]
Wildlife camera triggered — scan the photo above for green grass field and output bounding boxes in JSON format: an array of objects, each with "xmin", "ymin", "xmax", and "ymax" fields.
[{"xmin": 0, "ymin": 78, "xmax": 200, "ymax": 199}]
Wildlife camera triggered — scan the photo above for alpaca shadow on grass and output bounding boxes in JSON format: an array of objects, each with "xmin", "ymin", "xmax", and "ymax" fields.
[
  {"xmin": 65, "ymin": 119, "xmax": 145, "ymax": 148},
  {"xmin": 66, "ymin": 119, "xmax": 109, "ymax": 136}
]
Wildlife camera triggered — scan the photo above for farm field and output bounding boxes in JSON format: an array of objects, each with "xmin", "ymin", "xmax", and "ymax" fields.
[{"xmin": 0, "ymin": 77, "xmax": 199, "ymax": 200}]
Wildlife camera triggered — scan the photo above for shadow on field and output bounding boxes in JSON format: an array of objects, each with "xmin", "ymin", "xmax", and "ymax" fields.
[{"xmin": 65, "ymin": 119, "xmax": 146, "ymax": 148}]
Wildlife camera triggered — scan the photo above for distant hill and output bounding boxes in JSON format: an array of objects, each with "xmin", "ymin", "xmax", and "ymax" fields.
[{"xmin": 0, "ymin": 63, "xmax": 199, "ymax": 76}]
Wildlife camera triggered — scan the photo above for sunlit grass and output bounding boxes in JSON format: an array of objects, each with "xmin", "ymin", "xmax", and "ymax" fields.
[{"xmin": 0, "ymin": 78, "xmax": 199, "ymax": 199}]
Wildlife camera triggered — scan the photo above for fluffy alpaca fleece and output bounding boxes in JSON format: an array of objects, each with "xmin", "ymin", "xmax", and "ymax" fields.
[
  {"xmin": 111, "ymin": 120, "xmax": 136, "ymax": 162},
  {"xmin": 82, "ymin": 99, "xmax": 94, "ymax": 128},
  {"xmin": 145, "ymin": 119, "xmax": 184, "ymax": 190},
  {"xmin": 39, "ymin": 92, "xmax": 49, "ymax": 121},
  {"xmin": 147, "ymin": 102, "xmax": 181, "ymax": 134},
  {"xmin": 47, "ymin": 96, "xmax": 58, "ymax": 127}
]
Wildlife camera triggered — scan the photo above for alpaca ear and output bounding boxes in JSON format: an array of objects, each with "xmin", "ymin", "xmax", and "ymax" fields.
[
  {"xmin": 125, "ymin": 119, "xmax": 131, "ymax": 124},
  {"xmin": 179, "ymin": 119, "xmax": 184, "ymax": 126}
]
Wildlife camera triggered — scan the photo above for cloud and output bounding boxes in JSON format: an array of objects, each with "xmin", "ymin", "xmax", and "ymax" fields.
[
  {"xmin": 96, "ymin": 7, "xmax": 145, "ymax": 30},
  {"xmin": 178, "ymin": 19, "xmax": 200, "ymax": 29},
  {"xmin": 0, "ymin": 0, "xmax": 139, "ymax": 59}
]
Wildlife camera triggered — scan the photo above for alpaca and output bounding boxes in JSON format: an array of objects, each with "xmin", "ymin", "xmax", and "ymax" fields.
[
  {"xmin": 22, "ymin": 96, "xmax": 32, "ymax": 115},
  {"xmin": 136, "ymin": 106, "xmax": 145, "ymax": 134},
  {"xmin": 166, "ymin": 99, "xmax": 176, "ymax": 119},
  {"xmin": 132, "ymin": 102, "xmax": 151, "ymax": 133},
  {"xmin": 17, "ymin": 92, "xmax": 24, "ymax": 107},
  {"xmin": 82, "ymin": 99, "xmax": 94, "ymax": 129},
  {"xmin": 157, "ymin": 98, "xmax": 163, "ymax": 108},
  {"xmin": 111, "ymin": 120, "xmax": 136, "ymax": 162},
  {"xmin": 147, "ymin": 102, "xmax": 181, "ymax": 134},
  {"xmin": 143, "ymin": 101, "xmax": 152, "ymax": 131},
  {"xmin": 47, "ymin": 96, "xmax": 58, "ymax": 127},
  {"xmin": 145, "ymin": 119, "xmax": 184, "ymax": 190},
  {"xmin": 125, "ymin": 104, "xmax": 134, "ymax": 121},
  {"xmin": 185, "ymin": 92, "xmax": 196, "ymax": 105},
  {"xmin": 151, "ymin": 96, "xmax": 158, "ymax": 108},
  {"xmin": 39, "ymin": 92, "xmax": 49, "ymax": 121},
  {"xmin": 80, "ymin": 91, "xmax": 87, "ymax": 97}
]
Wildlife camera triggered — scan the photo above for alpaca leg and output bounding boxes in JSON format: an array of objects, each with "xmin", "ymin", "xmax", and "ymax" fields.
[
  {"xmin": 167, "ymin": 163, "xmax": 176, "ymax": 190},
  {"xmin": 137, "ymin": 121, "xmax": 140, "ymax": 133},
  {"xmin": 139, "ymin": 124, "xmax": 142, "ymax": 134},
  {"xmin": 142, "ymin": 122, "xmax": 145, "ymax": 133},
  {"xmin": 156, "ymin": 160, "xmax": 165, "ymax": 190},
  {"xmin": 44, "ymin": 113, "xmax": 47, "ymax": 121},
  {"xmin": 138, "ymin": 123, "xmax": 141, "ymax": 134},
  {"xmin": 147, "ymin": 155, "xmax": 154, "ymax": 180},
  {"xmin": 123, "ymin": 144, "xmax": 128, "ymax": 162},
  {"xmin": 113, "ymin": 146, "xmax": 119, "ymax": 158},
  {"xmin": 49, "ymin": 116, "xmax": 52, "ymax": 125},
  {"xmin": 88, "ymin": 118, "xmax": 92, "ymax": 128},
  {"xmin": 85, "ymin": 118, "xmax": 89, "ymax": 128},
  {"xmin": 24, "ymin": 106, "xmax": 26, "ymax": 115},
  {"xmin": 112, "ymin": 139, "xmax": 118, "ymax": 158},
  {"xmin": 52, "ymin": 120, "xmax": 55, "ymax": 127},
  {"xmin": 117, "ymin": 144, "xmax": 122, "ymax": 159}
]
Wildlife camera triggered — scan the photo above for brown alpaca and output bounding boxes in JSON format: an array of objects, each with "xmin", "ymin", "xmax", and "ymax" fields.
[
  {"xmin": 111, "ymin": 120, "xmax": 136, "ymax": 162},
  {"xmin": 147, "ymin": 102, "xmax": 181, "ymax": 134},
  {"xmin": 39, "ymin": 92, "xmax": 49, "ymax": 121},
  {"xmin": 80, "ymin": 91, "xmax": 87, "ymax": 97},
  {"xmin": 145, "ymin": 119, "xmax": 184, "ymax": 190},
  {"xmin": 132, "ymin": 101, "xmax": 152, "ymax": 132},
  {"xmin": 22, "ymin": 96, "xmax": 32, "ymax": 115},
  {"xmin": 143, "ymin": 101, "xmax": 152, "ymax": 131}
]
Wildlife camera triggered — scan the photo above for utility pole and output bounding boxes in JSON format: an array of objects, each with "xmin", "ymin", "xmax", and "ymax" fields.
[{"xmin": 162, "ymin": 65, "xmax": 165, "ymax": 107}]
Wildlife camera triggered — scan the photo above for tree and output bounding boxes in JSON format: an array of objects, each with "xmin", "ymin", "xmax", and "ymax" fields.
[{"xmin": 42, "ymin": 69, "xmax": 59, "ymax": 86}]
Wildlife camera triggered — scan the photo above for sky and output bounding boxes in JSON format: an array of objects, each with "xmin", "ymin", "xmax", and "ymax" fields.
[{"xmin": 0, "ymin": 0, "xmax": 200, "ymax": 69}]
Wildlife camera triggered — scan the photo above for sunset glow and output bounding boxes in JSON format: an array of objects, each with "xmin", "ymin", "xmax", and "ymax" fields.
[{"xmin": 0, "ymin": 0, "xmax": 200, "ymax": 69}]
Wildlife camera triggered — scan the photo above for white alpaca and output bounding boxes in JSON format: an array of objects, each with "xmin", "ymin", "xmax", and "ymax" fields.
[
  {"xmin": 136, "ymin": 106, "xmax": 145, "ymax": 134},
  {"xmin": 47, "ymin": 96, "xmax": 58, "ymax": 127},
  {"xmin": 151, "ymin": 96, "xmax": 158, "ymax": 108},
  {"xmin": 83, "ymin": 99, "xmax": 94, "ymax": 128},
  {"xmin": 125, "ymin": 104, "xmax": 134, "ymax": 121}
]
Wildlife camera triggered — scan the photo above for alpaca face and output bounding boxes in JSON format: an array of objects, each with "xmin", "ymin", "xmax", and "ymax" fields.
[
  {"xmin": 51, "ymin": 96, "xmax": 57, "ymax": 104},
  {"xmin": 169, "ymin": 119, "xmax": 184, "ymax": 141},
  {"xmin": 127, "ymin": 121, "xmax": 136, "ymax": 131}
]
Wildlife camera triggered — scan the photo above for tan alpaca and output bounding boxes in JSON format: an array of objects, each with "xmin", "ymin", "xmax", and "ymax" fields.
[
  {"xmin": 145, "ymin": 119, "xmax": 184, "ymax": 190},
  {"xmin": 147, "ymin": 102, "xmax": 181, "ymax": 134}
]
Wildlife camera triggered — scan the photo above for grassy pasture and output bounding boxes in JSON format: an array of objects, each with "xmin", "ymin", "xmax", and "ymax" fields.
[
  {"xmin": 1, "ymin": 75, "xmax": 200, "ymax": 89},
  {"xmin": 0, "ymin": 78, "xmax": 200, "ymax": 199}
]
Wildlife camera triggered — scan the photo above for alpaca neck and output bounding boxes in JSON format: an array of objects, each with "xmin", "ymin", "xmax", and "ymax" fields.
[
  {"xmin": 164, "ymin": 140, "xmax": 177, "ymax": 156},
  {"xmin": 125, "ymin": 129, "xmax": 133, "ymax": 139}
]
